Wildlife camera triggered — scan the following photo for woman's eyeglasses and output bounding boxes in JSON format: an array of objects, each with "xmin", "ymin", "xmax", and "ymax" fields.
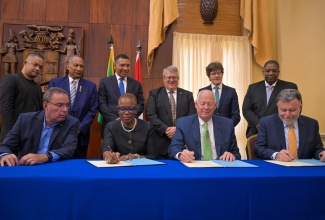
[{"xmin": 117, "ymin": 107, "xmax": 136, "ymax": 113}]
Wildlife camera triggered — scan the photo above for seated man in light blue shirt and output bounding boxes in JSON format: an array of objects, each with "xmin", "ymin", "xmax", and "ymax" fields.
[
  {"xmin": 254, "ymin": 89, "xmax": 325, "ymax": 161},
  {"xmin": 0, "ymin": 87, "xmax": 79, "ymax": 166}
]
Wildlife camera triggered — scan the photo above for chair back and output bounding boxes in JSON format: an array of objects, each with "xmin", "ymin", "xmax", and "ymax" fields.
[{"xmin": 246, "ymin": 134, "xmax": 258, "ymax": 159}]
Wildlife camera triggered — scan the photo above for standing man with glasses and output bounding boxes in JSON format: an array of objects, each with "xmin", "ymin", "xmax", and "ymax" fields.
[
  {"xmin": 48, "ymin": 55, "xmax": 98, "ymax": 158},
  {"xmin": 242, "ymin": 60, "xmax": 298, "ymax": 138},
  {"xmin": 146, "ymin": 65, "xmax": 196, "ymax": 159},
  {"xmin": 0, "ymin": 53, "xmax": 44, "ymax": 143},
  {"xmin": 98, "ymin": 54, "xmax": 144, "ymax": 137},
  {"xmin": 0, "ymin": 87, "xmax": 79, "ymax": 166},
  {"xmin": 199, "ymin": 61, "xmax": 241, "ymax": 127}
]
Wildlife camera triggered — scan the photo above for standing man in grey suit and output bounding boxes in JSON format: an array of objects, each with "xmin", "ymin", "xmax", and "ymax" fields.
[
  {"xmin": 98, "ymin": 54, "xmax": 144, "ymax": 136},
  {"xmin": 199, "ymin": 61, "xmax": 240, "ymax": 127},
  {"xmin": 0, "ymin": 53, "xmax": 44, "ymax": 142},
  {"xmin": 242, "ymin": 60, "xmax": 298, "ymax": 138},
  {"xmin": 146, "ymin": 65, "xmax": 196, "ymax": 159}
]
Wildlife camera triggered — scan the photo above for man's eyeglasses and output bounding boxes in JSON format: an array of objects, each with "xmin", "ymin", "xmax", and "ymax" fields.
[
  {"xmin": 164, "ymin": 76, "xmax": 179, "ymax": 81},
  {"xmin": 117, "ymin": 107, "xmax": 137, "ymax": 113},
  {"xmin": 47, "ymin": 102, "xmax": 71, "ymax": 109}
]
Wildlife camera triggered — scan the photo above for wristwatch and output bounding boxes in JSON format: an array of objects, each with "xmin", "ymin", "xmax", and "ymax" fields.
[{"xmin": 46, "ymin": 151, "xmax": 53, "ymax": 162}]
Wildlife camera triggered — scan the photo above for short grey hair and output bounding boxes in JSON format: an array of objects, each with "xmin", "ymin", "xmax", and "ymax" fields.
[
  {"xmin": 163, "ymin": 65, "xmax": 179, "ymax": 78},
  {"xmin": 43, "ymin": 87, "xmax": 68, "ymax": 102},
  {"xmin": 276, "ymin": 89, "xmax": 302, "ymax": 103},
  {"xmin": 69, "ymin": 55, "xmax": 83, "ymax": 64}
]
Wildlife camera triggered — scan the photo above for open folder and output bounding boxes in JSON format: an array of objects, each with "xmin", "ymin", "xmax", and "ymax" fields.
[
  {"xmin": 87, "ymin": 158, "xmax": 165, "ymax": 168},
  {"xmin": 265, "ymin": 159, "xmax": 325, "ymax": 167},
  {"xmin": 181, "ymin": 160, "xmax": 258, "ymax": 168}
]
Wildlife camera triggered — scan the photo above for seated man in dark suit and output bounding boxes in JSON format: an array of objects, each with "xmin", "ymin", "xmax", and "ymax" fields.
[
  {"xmin": 169, "ymin": 90, "xmax": 241, "ymax": 162},
  {"xmin": 242, "ymin": 60, "xmax": 298, "ymax": 138},
  {"xmin": 0, "ymin": 87, "xmax": 80, "ymax": 166},
  {"xmin": 254, "ymin": 89, "xmax": 325, "ymax": 161},
  {"xmin": 146, "ymin": 65, "xmax": 196, "ymax": 159},
  {"xmin": 199, "ymin": 61, "xmax": 240, "ymax": 127}
]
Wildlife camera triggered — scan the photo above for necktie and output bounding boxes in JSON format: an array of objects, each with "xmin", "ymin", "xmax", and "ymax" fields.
[
  {"xmin": 288, "ymin": 125, "xmax": 298, "ymax": 159},
  {"xmin": 70, "ymin": 80, "xmax": 77, "ymax": 105},
  {"xmin": 202, "ymin": 123, "xmax": 213, "ymax": 160},
  {"xmin": 266, "ymin": 85, "xmax": 274, "ymax": 105},
  {"xmin": 119, "ymin": 78, "xmax": 125, "ymax": 95},
  {"xmin": 169, "ymin": 91, "xmax": 176, "ymax": 126},
  {"xmin": 214, "ymin": 87, "xmax": 220, "ymax": 107}
]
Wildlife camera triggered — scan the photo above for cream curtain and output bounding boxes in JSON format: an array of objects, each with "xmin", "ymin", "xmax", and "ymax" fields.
[{"xmin": 173, "ymin": 32, "xmax": 252, "ymax": 159}]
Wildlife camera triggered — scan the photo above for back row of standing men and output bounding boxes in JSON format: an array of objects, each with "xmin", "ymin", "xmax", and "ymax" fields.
[{"xmin": 0, "ymin": 53, "xmax": 324, "ymax": 165}]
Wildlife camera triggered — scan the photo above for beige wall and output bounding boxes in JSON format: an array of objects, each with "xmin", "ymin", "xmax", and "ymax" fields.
[{"xmin": 252, "ymin": 0, "xmax": 325, "ymax": 133}]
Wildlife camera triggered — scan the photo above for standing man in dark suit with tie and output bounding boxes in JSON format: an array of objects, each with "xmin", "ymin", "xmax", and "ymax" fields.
[
  {"xmin": 48, "ymin": 55, "xmax": 98, "ymax": 158},
  {"xmin": 242, "ymin": 60, "xmax": 298, "ymax": 138},
  {"xmin": 146, "ymin": 65, "xmax": 196, "ymax": 158},
  {"xmin": 199, "ymin": 61, "xmax": 241, "ymax": 127},
  {"xmin": 0, "ymin": 53, "xmax": 44, "ymax": 142},
  {"xmin": 98, "ymin": 54, "xmax": 144, "ymax": 136}
]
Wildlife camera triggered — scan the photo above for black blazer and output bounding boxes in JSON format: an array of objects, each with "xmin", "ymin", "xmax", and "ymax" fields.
[
  {"xmin": 0, "ymin": 73, "xmax": 42, "ymax": 141},
  {"xmin": 98, "ymin": 75, "xmax": 144, "ymax": 135},
  {"xmin": 199, "ymin": 84, "xmax": 241, "ymax": 126},
  {"xmin": 145, "ymin": 87, "xmax": 196, "ymax": 157},
  {"xmin": 242, "ymin": 79, "xmax": 298, "ymax": 138}
]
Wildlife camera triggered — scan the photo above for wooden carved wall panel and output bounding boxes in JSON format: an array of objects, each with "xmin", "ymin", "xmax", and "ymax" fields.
[{"xmin": 1, "ymin": 23, "xmax": 83, "ymax": 91}]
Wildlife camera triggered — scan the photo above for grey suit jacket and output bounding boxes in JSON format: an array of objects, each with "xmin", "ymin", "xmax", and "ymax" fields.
[
  {"xmin": 145, "ymin": 87, "xmax": 196, "ymax": 157},
  {"xmin": 242, "ymin": 79, "xmax": 298, "ymax": 138}
]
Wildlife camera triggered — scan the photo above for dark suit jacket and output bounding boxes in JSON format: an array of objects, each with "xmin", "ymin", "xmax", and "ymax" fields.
[
  {"xmin": 48, "ymin": 77, "xmax": 98, "ymax": 158},
  {"xmin": 145, "ymin": 87, "xmax": 196, "ymax": 157},
  {"xmin": 101, "ymin": 119, "xmax": 157, "ymax": 159},
  {"xmin": 242, "ymin": 80, "xmax": 298, "ymax": 138},
  {"xmin": 0, "ymin": 73, "xmax": 42, "ymax": 141},
  {"xmin": 98, "ymin": 75, "xmax": 144, "ymax": 135},
  {"xmin": 0, "ymin": 111, "xmax": 79, "ymax": 160},
  {"xmin": 254, "ymin": 114, "xmax": 324, "ymax": 160},
  {"xmin": 168, "ymin": 114, "xmax": 241, "ymax": 160},
  {"xmin": 199, "ymin": 84, "xmax": 240, "ymax": 126}
]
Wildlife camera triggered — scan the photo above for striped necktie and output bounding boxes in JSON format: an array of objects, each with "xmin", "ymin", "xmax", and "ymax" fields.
[
  {"xmin": 169, "ymin": 91, "xmax": 176, "ymax": 125},
  {"xmin": 70, "ymin": 80, "xmax": 77, "ymax": 105}
]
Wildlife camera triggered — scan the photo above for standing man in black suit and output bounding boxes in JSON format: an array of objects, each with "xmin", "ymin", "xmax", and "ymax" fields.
[
  {"xmin": 199, "ymin": 61, "xmax": 241, "ymax": 127},
  {"xmin": 242, "ymin": 60, "xmax": 298, "ymax": 138},
  {"xmin": 146, "ymin": 65, "xmax": 196, "ymax": 159},
  {"xmin": 98, "ymin": 54, "xmax": 144, "ymax": 136},
  {"xmin": 0, "ymin": 53, "xmax": 44, "ymax": 142}
]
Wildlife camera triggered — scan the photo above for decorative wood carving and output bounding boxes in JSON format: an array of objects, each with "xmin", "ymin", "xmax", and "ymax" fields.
[
  {"xmin": 200, "ymin": 0, "xmax": 218, "ymax": 24},
  {"xmin": 1, "ymin": 24, "xmax": 83, "ymax": 92}
]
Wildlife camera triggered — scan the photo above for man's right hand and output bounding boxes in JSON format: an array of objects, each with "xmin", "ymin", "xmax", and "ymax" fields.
[
  {"xmin": 179, "ymin": 149, "xmax": 195, "ymax": 163},
  {"xmin": 275, "ymin": 149, "xmax": 295, "ymax": 162},
  {"xmin": 0, "ymin": 154, "xmax": 19, "ymax": 167}
]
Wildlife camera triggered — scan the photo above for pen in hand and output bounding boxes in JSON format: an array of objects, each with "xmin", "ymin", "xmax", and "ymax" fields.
[{"xmin": 105, "ymin": 145, "xmax": 120, "ymax": 164}]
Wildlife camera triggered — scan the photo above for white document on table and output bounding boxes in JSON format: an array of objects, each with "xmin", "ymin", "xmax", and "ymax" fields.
[
  {"xmin": 265, "ymin": 160, "xmax": 316, "ymax": 167},
  {"xmin": 87, "ymin": 158, "xmax": 165, "ymax": 168},
  {"xmin": 181, "ymin": 160, "xmax": 223, "ymax": 168}
]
